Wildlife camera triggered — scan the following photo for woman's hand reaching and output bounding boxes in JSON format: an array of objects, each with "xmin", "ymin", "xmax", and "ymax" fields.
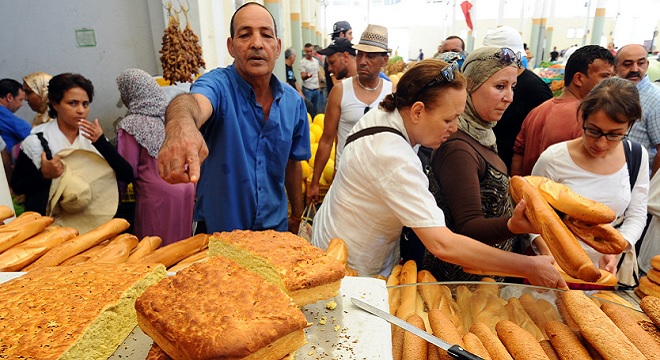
[
  {"xmin": 78, "ymin": 118, "xmax": 104, "ymax": 143},
  {"xmin": 507, "ymin": 199, "xmax": 537, "ymax": 234}
]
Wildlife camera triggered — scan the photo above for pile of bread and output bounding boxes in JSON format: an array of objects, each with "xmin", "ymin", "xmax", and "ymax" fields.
[
  {"xmin": 388, "ymin": 259, "xmax": 660, "ymax": 360},
  {"xmin": 638, "ymin": 255, "xmax": 660, "ymax": 298},
  {"xmin": 135, "ymin": 229, "xmax": 346, "ymax": 360},
  {"xmin": 507, "ymin": 176, "xmax": 625, "ymax": 284}
]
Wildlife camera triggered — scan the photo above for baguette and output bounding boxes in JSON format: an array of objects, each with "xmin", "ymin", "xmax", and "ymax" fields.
[
  {"xmin": 463, "ymin": 264, "xmax": 616, "ymax": 286},
  {"xmin": 536, "ymin": 298, "xmax": 560, "ymax": 323},
  {"xmin": 470, "ymin": 322, "xmax": 513, "ymax": 360},
  {"xmin": 554, "ymin": 296, "xmax": 580, "ymax": 333},
  {"xmin": 388, "ymin": 264, "xmax": 403, "ymax": 315},
  {"xmin": 88, "ymin": 234, "xmax": 139, "ymax": 264},
  {"xmin": 519, "ymin": 293, "xmax": 551, "ymax": 334},
  {"xmin": 428, "ymin": 309, "xmax": 465, "ymax": 360},
  {"xmin": 325, "ymin": 237, "xmax": 348, "ymax": 265},
  {"xmin": 561, "ymin": 290, "xmax": 646, "ymax": 360},
  {"xmin": 510, "ymin": 176, "xmax": 600, "ymax": 282},
  {"xmin": 1, "ymin": 212, "xmax": 40, "ymax": 228},
  {"xmin": 24, "ymin": 218, "xmax": 130, "ymax": 270},
  {"xmin": 126, "ymin": 236, "xmax": 162, "ymax": 263},
  {"xmin": 591, "ymin": 291, "xmax": 637, "ymax": 310},
  {"xmin": 640, "ymin": 296, "xmax": 660, "ymax": 328},
  {"xmin": 417, "ymin": 270, "xmax": 442, "ymax": 310},
  {"xmin": 496, "ymin": 320, "xmax": 550, "ymax": 360},
  {"xmin": 167, "ymin": 249, "xmax": 209, "ymax": 272},
  {"xmin": 563, "ymin": 216, "xmax": 627, "ymax": 254},
  {"xmin": 392, "ymin": 325, "xmax": 404, "ymax": 360},
  {"xmin": 59, "ymin": 240, "xmax": 110, "ymax": 266},
  {"xmin": 0, "ymin": 227, "xmax": 78, "ymax": 271},
  {"xmin": 526, "ymin": 175, "xmax": 616, "ymax": 224},
  {"xmin": 471, "ymin": 290, "xmax": 504, "ymax": 334},
  {"xmin": 436, "ymin": 285, "xmax": 464, "ymax": 334},
  {"xmin": 402, "ymin": 314, "xmax": 427, "ymax": 360},
  {"xmin": 395, "ymin": 260, "xmax": 417, "ymax": 320},
  {"xmin": 462, "ymin": 332, "xmax": 492, "ymax": 360},
  {"xmin": 138, "ymin": 233, "xmax": 210, "ymax": 267},
  {"xmin": 544, "ymin": 320, "xmax": 591, "ymax": 360},
  {"xmin": 504, "ymin": 297, "xmax": 545, "ymax": 341},
  {"xmin": 538, "ymin": 340, "xmax": 560, "ymax": 360},
  {"xmin": 476, "ymin": 277, "xmax": 500, "ymax": 297},
  {"xmin": 0, "ymin": 205, "xmax": 15, "ymax": 222},
  {"xmin": 601, "ymin": 302, "xmax": 660, "ymax": 360},
  {"xmin": 0, "ymin": 216, "xmax": 54, "ymax": 253},
  {"xmin": 455, "ymin": 285, "xmax": 473, "ymax": 333},
  {"xmin": 427, "ymin": 344, "xmax": 442, "ymax": 360}
]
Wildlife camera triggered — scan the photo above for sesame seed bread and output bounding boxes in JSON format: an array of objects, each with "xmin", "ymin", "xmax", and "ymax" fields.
[
  {"xmin": 0, "ymin": 262, "xmax": 166, "ymax": 360},
  {"xmin": 135, "ymin": 255, "xmax": 308, "ymax": 360},
  {"xmin": 208, "ymin": 230, "xmax": 345, "ymax": 306}
]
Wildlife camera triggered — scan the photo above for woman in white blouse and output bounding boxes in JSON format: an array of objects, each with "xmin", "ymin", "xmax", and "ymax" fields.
[{"xmin": 532, "ymin": 77, "xmax": 648, "ymax": 277}]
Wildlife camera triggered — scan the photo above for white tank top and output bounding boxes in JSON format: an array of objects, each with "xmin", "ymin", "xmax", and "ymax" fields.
[{"xmin": 336, "ymin": 77, "xmax": 392, "ymax": 165}]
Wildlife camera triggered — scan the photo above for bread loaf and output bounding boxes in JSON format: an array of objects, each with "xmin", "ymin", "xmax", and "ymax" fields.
[
  {"xmin": 392, "ymin": 325, "xmax": 404, "ymax": 360},
  {"xmin": 536, "ymin": 298, "xmax": 560, "ymax": 323},
  {"xmin": 402, "ymin": 314, "xmax": 428, "ymax": 360},
  {"xmin": 504, "ymin": 297, "xmax": 545, "ymax": 341},
  {"xmin": 639, "ymin": 276, "xmax": 660, "ymax": 298},
  {"xmin": 591, "ymin": 291, "xmax": 637, "ymax": 310},
  {"xmin": 0, "ymin": 227, "xmax": 78, "ymax": 271},
  {"xmin": 470, "ymin": 290, "xmax": 504, "ymax": 334},
  {"xmin": 88, "ymin": 234, "xmax": 139, "ymax": 264},
  {"xmin": 544, "ymin": 320, "xmax": 591, "ymax": 360},
  {"xmin": 470, "ymin": 322, "xmax": 513, "ymax": 360},
  {"xmin": 496, "ymin": 320, "xmax": 550, "ymax": 360},
  {"xmin": 140, "ymin": 233, "xmax": 210, "ymax": 267},
  {"xmin": 0, "ymin": 205, "xmax": 15, "ymax": 222},
  {"xmin": 563, "ymin": 216, "xmax": 627, "ymax": 254},
  {"xmin": 539, "ymin": 340, "xmax": 560, "ymax": 360},
  {"xmin": 388, "ymin": 264, "xmax": 403, "ymax": 315},
  {"xmin": 527, "ymin": 175, "xmax": 616, "ymax": 224},
  {"xmin": 0, "ymin": 216, "xmax": 54, "ymax": 253},
  {"xmin": 167, "ymin": 249, "xmax": 209, "ymax": 272},
  {"xmin": 429, "ymin": 309, "xmax": 465, "ymax": 360},
  {"xmin": 146, "ymin": 342, "xmax": 173, "ymax": 360},
  {"xmin": 648, "ymin": 268, "xmax": 660, "ymax": 284},
  {"xmin": 561, "ymin": 290, "xmax": 646, "ymax": 360},
  {"xmin": 437, "ymin": 286, "xmax": 464, "ymax": 334},
  {"xmin": 510, "ymin": 176, "xmax": 600, "ymax": 282},
  {"xmin": 127, "ymin": 236, "xmax": 162, "ymax": 262},
  {"xmin": 418, "ymin": 270, "xmax": 443, "ymax": 310},
  {"xmin": 601, "ymin": 301, "xmax": 660, "ymax": 360},
  {"xmin": 59, "ymin": 240, "xmax": 110, "ymax": 266},
  {"xmin": 24, "ymin": 218, "xmax": 130, "ymax": 270},
  {"xmin": 455, "ymin": 285, "xmax": 473, "ymax": 333},
  {"xmin": 651, "ymin": 255, "xmax": 660, "ymax": 270},
  {"xmin": 640, "ymin": 296, "xmax": 660, "ymax": 328},
  {"xmin": 637, "ymin": 320, "xmax": 660, "ymax": 344},
  {"xmin": 395, "ymin": 260, "xmax": 418, "ymax": 320},
  {"xmin": 519, "ymin": 293, "xmax": 551, "ymax": 335},
  {"xmin": 462, "ymin": 332, "xmax": 492, "ymax": 360}
]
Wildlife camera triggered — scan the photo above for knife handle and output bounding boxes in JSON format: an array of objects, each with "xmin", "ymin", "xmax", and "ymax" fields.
[{"xmin": 447, "ymin": 344, "xmax": 484, "ymax": 360}]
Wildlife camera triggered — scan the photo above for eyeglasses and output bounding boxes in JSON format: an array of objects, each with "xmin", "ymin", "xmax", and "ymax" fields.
[
  {"xmin": 463, "ymin": 47, "xmax": 522, "ymax": 71},
  {"xmin": 416, "ymin": 61, "xmax": 460, "ymax": 97},
  {"xmin": 582, "ymin": 126, "xmax": 628, "ymax": 141}
]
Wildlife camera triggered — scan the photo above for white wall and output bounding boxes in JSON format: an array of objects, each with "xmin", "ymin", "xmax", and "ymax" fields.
[{"xmin": 1, "ymin": 0, "xmax": 160, "ymax": 136}]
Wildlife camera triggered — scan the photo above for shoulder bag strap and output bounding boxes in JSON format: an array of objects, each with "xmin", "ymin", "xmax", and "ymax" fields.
[
  {"xmin": 35, "ymin": 132, "xmax": 53, "ymax": 160},
  {"xmin": 623, "ymin": 139, "xmax": 643, "ymax": 189},
  {"xmin": 345, "ymin": 126, "xmax": 406, "ymax": 147}
]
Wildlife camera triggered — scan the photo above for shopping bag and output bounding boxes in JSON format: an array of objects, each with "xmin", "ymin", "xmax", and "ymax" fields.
[
  {"xmin": 297, "ymin": 203, "xmax": 316, "ymax": 242},
  {"xmin": 616, "ymin": 247, "xmax": 640, "ymax": 290}
]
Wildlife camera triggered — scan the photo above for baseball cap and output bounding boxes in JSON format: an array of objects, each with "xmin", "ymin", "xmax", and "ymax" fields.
[
  {"xmin": 483, "ymin": 26, "xmax": 525, "ymax": 53},
  {"xmin": 331, "ymin": 21, "xmax": 351, "ymax": 35},
  {"xmin": 317, "ymin": 38, "xmax": 356, "ymax": 56}
]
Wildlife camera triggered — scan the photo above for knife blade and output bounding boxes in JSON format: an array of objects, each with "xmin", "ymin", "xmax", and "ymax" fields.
[{"xmin": 350, "ymin": 297, "xmax": 483, "ymax": 360}]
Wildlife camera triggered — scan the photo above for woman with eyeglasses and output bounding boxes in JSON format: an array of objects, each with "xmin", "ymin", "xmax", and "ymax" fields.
[
  {"xmin": 531, "ymin": 77, "xmax": 648, "ymax": 284},
  {"xmin": 311, "ymin": 58, "xmax": 566, "ymax": 288},
  {"xmin": 419, "ymin": 46, "xmax": 537, "ymax": 282}
]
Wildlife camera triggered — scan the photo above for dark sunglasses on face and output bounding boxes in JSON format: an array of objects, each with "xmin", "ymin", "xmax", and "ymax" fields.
[
  {"xmin": 582, "ymin": 125, "xmax": 628, "ymax": 141},
  {"xmin": 463, "ymin": 47, "xmax": 522, "ymax": 71}
]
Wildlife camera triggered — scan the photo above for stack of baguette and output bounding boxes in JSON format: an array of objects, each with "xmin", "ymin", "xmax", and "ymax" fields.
[
  {"xmin": 387, "ymin": 260, "xmax": 660, "ymax": 360},
  {"xmin": 637, "ymin": 255, "xmax": 660, "ymax": 298},
  {"xmin": 509, "ymin": 176, "xmax": 625, "ymax": 284}
]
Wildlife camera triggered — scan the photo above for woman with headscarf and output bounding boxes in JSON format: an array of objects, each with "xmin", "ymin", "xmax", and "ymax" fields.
[
  {"xmin": 116, "ymin": 68, "xmax": 194, "ymax": 245},
  {"xmin": 23, "ymin": 72, "xmax": 53, "ymax": 127},
  {"xmin": 423, "ymin": 46, "xmax": 531, "ymax": 282},
  {"xmin": 311, "ymin": 59, "xmax": 565, "ymax": 288}
]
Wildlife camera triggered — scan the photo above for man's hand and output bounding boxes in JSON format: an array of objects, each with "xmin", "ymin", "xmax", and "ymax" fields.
[
  {"xmin": 599, "ymin": 254, "xmax": 618, "ymax": 274},
  {"xmin": 525, "ymin": 255, "xmax": 568, "ymax": 289},
  {"xmin": 158, "ymin": 125, "xmax": 208, "ymax": 184},
  {"xmin": 288, "ymin": 216, "xmax": 301, "ymax": 234},
  {"xmin": 306, "ymin": 182, "xmax": 320, "ymax": 205},
  {"xmin": 41, "ymin": 153, "xmax": 63, "ymax": 179}
]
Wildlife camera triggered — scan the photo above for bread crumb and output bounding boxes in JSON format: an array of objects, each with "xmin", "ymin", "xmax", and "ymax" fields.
[
  {"xmin": 319, "ymin": 316, "xmax": 327, "ymax": 325},
  {"xmin": 325, "ymin": 300, "xmax": 337, "ymax": 310},
  {"xmin": 334, "ymin": 325, "xmax": 340, "ymax": 331},
  {"xmin": 308, "ymin": 350, "xmax": 315, "ymax": 356}
]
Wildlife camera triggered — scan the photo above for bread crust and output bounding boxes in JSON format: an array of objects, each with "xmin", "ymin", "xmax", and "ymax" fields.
[
  {"xmin": 639, "ymin": 276, "xmax": 660, "ymax": 298},
  {"xmin": 395, "ymin": 260, "xmax": 418, "ymax": 320},
  {"xmin": 561, "ymin": 290, "xmax": 646, "ymax": 360},
  {"xmin": 462, "ymin": 332, "xmax": 492, "ymax": 360},
  {"xmin": 647, "ymin": 268, "xmax": 660, "ymax": 284},
  {"xmin": 0, "ymin": 205, "xmax": 14, "ymax": 222},
  {"xmin": 544, "ymin": 320, "xmax": 591, "ymax": 360},
  {"xmin": 388, "ymin": 264, "xmax": 403, "ymax": 316},
  {"xmin": 402, "ymin": 314, "xmax": 428, "ymax": 360},
  {"xmin": 510, "ymin": 176, "xmax": 600, "ymax": 282},
  {"xmin": 651, "ymin": 255, "xmax": 660, "ymax": 271},
  {"xmin": 563, "ymin": 216, "xmax": 627, "ymax": 254},
  {"xmin": 495, "ymin": 320, "xmax": 550, "ymax": 359},
  {"xmin": 640, "ymin": 296, "xmax": 660, "ymax": 329},
  {"xmin": 601, "ymin": 301, "xmax": 660, "ymax": 360},
  {"xmin": 538, "ymin": 340, "xmax": 559, "ymax": 360},
  {"xmin": 0, "ymin": 227, "xmax": 78, "ymax": 271},
  {"xmin": 139, "ymin": 233, "xmax": 209, "ymax": 267},
  {"xmin": 127, "ymin": 236, "xmax": 162, "ymax": 263},
  {"xmin": 429, "ymin": 309, "xmax": 465, "ymax": 360}
]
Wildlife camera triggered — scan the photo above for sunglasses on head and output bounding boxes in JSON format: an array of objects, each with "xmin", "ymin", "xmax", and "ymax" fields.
[
  {"xmin": 417, "ymin": 61, "xmax": 460, "ymax": 96},
  {"xmin": 463, "ymin": 47, "xmax": 522, "ymax": 71}
]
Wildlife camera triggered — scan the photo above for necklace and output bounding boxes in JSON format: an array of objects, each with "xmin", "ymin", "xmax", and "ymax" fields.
[{"xmin": 357, "ymin": 77, "xmax": 381, "ymax": 92}]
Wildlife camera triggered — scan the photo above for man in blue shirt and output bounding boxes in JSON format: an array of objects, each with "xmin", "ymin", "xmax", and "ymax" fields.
[
  {"xmin": 0, "ymin": 79, "xmax": 31, "ymax": 153},
  {"xmin": 158, "ymin": 2, "xmax": 310, "ymax": 234}
]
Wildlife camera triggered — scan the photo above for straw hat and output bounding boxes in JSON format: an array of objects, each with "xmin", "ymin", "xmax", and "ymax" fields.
[
  {"xmin": 352, "ymin": 24, "xmax": 391, "ymax": 53},
  {"xmin": 47, "ymin": 149, "xmax": 119, "ymax": 234}
]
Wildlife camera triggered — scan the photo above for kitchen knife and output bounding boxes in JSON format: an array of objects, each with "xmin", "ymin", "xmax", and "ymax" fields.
[{"xmin": 351, "ymin": 297, "xmax": 483, "ymax": 360}]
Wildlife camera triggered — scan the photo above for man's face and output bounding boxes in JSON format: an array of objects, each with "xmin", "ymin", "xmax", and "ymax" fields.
[
  {"xmin": 581, "ymin": 59, "xmax": 614, "ymax": 96},
  {"xmin": 327, "ymin": 52, "xmax": 349, "ymax": 80},
  {"xmin": 304, "ymin": 46, "xmax": 314, "ymax": 59},
  {"xmin": 4, "ymin": 89, "xmax": 25, "ymax": 113},
  {"xmin": 616, "ymin": 45, "xmax": 649, "ymax": 84},
  {"xmin": 356, "ymin": 51, "xmax": 388, "ymax": 79},
  {"xmin": 341, "ymin": 30, "xmax": 353, "ymax": 41},
  {"xmin": 441, "ymin": 38, "xmax": 463, "ymax": 53},
  {"xmin": 227, "ymin": 5, "xmax": 281, "ymax": 80}
]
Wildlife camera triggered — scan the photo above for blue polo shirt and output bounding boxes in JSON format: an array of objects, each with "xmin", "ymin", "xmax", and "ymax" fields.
[
  {"xmin": 0, "ymin": 105, "xmax": 31, "ymax": 151},
  {"xmin": 191, "ymin": 65, "xmax": 311, "ymax": 232}
]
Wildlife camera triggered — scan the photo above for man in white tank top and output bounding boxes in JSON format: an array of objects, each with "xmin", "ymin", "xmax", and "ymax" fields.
[{"xmin": 307, "ymin": 24, "xmax": 393, "ymax": 204}]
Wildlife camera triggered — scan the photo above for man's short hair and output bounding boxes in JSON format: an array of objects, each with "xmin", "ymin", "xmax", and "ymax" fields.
[
  {"xmin": 0, "ymin": 79, "xmax": 22, "ymax": 98},
  {"xmin": 284, "ymin": 48, "xmax": 295, "ymax": 59},
  {"xmin": 229, "ymin": 2, "xmax": 278, "ymax": 38},
  {"xmin": 304, "ymin": 43, "xmax": 313, "ymax": 48},
  {"xmin": 564, "ymin": 45, "xmax": 615, "ymax": 87},
  {"xmin": 445, "ymin": 35, "xmax": 465, "ymax": 51}
]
